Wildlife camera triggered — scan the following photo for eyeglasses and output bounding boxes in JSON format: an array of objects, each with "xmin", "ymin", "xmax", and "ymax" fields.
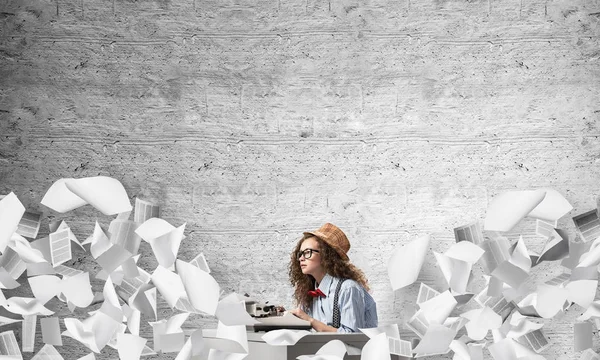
[{"xmin": 298, "ymin": 248, "xmax": 320, "ymax": 260}]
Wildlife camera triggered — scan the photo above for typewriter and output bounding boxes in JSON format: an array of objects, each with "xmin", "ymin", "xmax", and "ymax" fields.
[{"xmin": 244, "ymin": 297, "xmax": 311, "ymax": 332}]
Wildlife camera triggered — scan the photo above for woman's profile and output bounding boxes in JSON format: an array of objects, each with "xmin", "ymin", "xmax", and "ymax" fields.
[{"xmin": 288, "ymin": 223, "xmax": 378, "ymax": 332}]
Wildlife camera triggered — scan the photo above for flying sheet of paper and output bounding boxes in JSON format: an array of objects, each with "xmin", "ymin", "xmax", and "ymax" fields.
[
  {"xmin": 491, "ymin": 261, "xmax": 529, "ymax": 289},
  {"xmin": 505, "ymin": 312, "xmax": 543, "ymax": 338},
  {"xmin": 150, "ymin": 312, "xmax": 189, "ymax": 353},
  {"xmin": 0, "ymin": 330, "xmax": 23, "ymax": 360},
  {"xmin": 296, "ymin": 339, "xmax": 347, "ymax": 359},
  {"xmin": 16, "ymin": 211, "xmax": 42, "ymax": 239},
  {"xmin": 135, "ymin": 218, "xmax": 175, "ymax": 242},
  {"xmin": 0, "ymin": 192, "xmax": 26, "ymax": 253},
  {"xmin": 460, "ymin": 307, "xmax": 501, "ymax": 341},
  {"xmin": 445, "ymin": 240, "xmax": 485, "ymax": 264},
  {"xmin": 573, "ymin": 209, "xmax": 600, "ymax": 243},
  {"xmin": 484, "ymin": 190, "xmax": 546, "ymax": 232},
  {"xmin": 527, "ymin": 189, "xmax": 572, "ymax": 221},
  {"xmin": 388, "ymin": 337, "xmax": 412, "ymax": 358},
  {"xmin": 358, "ymin": 332, "xmax": 390, "ymax": 360},
  {"xmin": 479, "ymin": 237, "xmax": 511, "ymax": 273},
  {"xmin": 561, "ymin": 239, "xmax": 589, "ymax": 270},
  {"xmin": 536, "ymin": 229, "xmax": 569, "ymax": 264},
  {"xmin": 454, "ymin": 222, "xmax": 485, "ymax": 245},
  {"xmin": 406, "ymin": 310, "xmax": 429, "ymax": 338},
  {"xmin": 48, "ymin": 229, "xmax": 73, "ymax": 267},
  {"xmin": 474, "ymin": 287, "xmax": 515, "ymax": 321},
  {"xmin": 134, "ymin": 198, "xmax": 160, "ymax": 224},
  {"xmin": 0, "ymin": 267, "xmax": 20, "ymax": 289},
  {"xmin": 94, "ymin": 243, "xmax": 132, "ymax": 275},
  {"xmin": 580, "ymin": 348, "xmax": 600, "ymax": 360},
  {"xmin": 0, "ymin": 247, "xmax": 26, "ymax": 281},
  {"xmin": 151, "ymin": 265, "xmax": 187, "ymax": 309},
  {"xmin": 31, "ymin": 344, "xmax": 63, "ymax": 360},
  {"xmin": 26, "ymin": 271, "xmax": 57, "ymax": 295},
  {"xmin": 5, "ymin": 297, "xmax": 54, "ymax": 316},
  {"xmin": 190, "ymin": 253, "xmax": 211, "ymax": 273},
  {"xmin": 574, "ymin": 321, "xmax": 593, "ymax": 352},
  {"xmin": 177, "ymin": 259, "xmax": 220, "ymax": 316},
  {"xmin": 10, "ymin": 234, "xmax": 47, "ymax": 265},
  {"xmin": 42, "ymin": 177, "xmax": 132, "ymax": 215},
  {"xmin": 412, "ymin": 324, "xmax": 455, "ymax": 357},
  {"xmin": 261, "ymin": 329, "xmax": 310, "ymax": 346},
  {"xmin": 577, "ymin": 237, "xmax": 600, "ymax": 268},
  {"xmin": 152, "ymin": 226, "xmax": 185, "ymax": 270},
  {"xmin": 22, "ymin": 315, "xmax": 36, "ymax": 352},
  {"xmin": 61, "ymin": 272, "xmax": 94, "ymax": 308},
  {"xmin": 108, "ymin": 219, "xmax": 142, "ymax": 256},
  {"xmin": 388, "ymin": 234, "xmax": 430, "ymax": 290},
  {"xmin": 535, "ymin": 284, "xmax": 569, "ymax": 318},
  {"xmin": 215, "ymin": 293, "xmax": 259, "ymax": 326},
  {"xmin": 40, "ymin": 317, "xmax": 62, "ymax": 346},
  {"xmin": 516, "ymin": 328, "xmax": 550, "ymax": 353},
  {"xmin": 360, "ymin": 324, "xmax": 401, "ymax": 341},
  {"xmin": 116, "ymin": 333, "xmax": 146, "ymax": 360},
  {"xmin": 419, "ymin": 290, "xmax": 457, "ymax": 325},
  {"xmin": 443, "ymin": 316, "xmax": 469, "ymax": 333},
  {"xmin": 535, "ymin": 219, "xmax": 556, "ymax": 239},
  {"xmin": 434, "ymin": 252, "xmax": 472, "ymax": 294},
  {"xmin": 416, "ymin": 283, "xmax": 440, "ymax": 305}
]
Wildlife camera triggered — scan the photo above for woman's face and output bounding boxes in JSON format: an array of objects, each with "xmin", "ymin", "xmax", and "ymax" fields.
[{"xmin": 298, "ymin": 237, "xmax": 323, "ymax": 277}]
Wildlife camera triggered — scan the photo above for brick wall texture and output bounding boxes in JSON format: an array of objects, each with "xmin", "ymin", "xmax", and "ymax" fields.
[{"xmin": 1, "ymin": 0, "xmax": 600, "ymax": 358}]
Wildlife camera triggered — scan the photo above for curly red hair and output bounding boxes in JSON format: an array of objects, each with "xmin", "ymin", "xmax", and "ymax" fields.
[{"xmin": 288, "ymin": 236, "xmax": 370, "ymax": 310}]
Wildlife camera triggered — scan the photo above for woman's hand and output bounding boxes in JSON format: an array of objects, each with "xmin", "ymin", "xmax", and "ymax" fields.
[{"xmin": 289, "ymin": 308, "xmax": 312, "ymax": 322}]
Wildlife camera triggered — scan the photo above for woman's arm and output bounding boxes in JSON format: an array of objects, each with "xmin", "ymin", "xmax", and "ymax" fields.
[{"xmin": 289, "ymin": 308, "xmax": 338, "ymax": 332}]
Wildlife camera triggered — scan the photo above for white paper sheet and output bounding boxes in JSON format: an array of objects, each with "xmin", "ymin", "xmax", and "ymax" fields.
[
  {"xmin": 580, "ymin": 348, "xmax": 600, "ymax": 360},
  {"xmin": 460, "ymin": 307, "xmax": 502, "ymax": 341},
  {"xmin": 573, "ymin": 209, "xmax": 600, "ymax": 243},
  {"xmin": 42, "ymin": 177, "xmax": 132, "ymax": 215},
  {"xmin": 215, "ymin": 293, "xmax": 259, "ymax": 326},
  {"xmin": 0, "ymin": 267, "xmax": 20, "ymax": 289},
  {"xmin": 479, "ymin": 237, "xmax": 511, "ymax": 273},
  {"xmin": 117, "ymin": 333, "xmax": 147, "ymax": 360},
  {"xmin": 261, "ymin": 329, "xmax": 310, "ymax": 346},
  {"xmin": 297, "ymin": 339, "xmax": 347, "ymax": 360},
  {"xmin": 0, "ymin": 192, "xmax": 26, "ymax": 253},
  {"xmin": 406, "ymin": 310, "xmax": 429, "ymax": 338},
  {"xmin": 0, "ymin": 330, "xmax": 23, "ymax": 360},
  {"xmin": 151, "ymin": 265, "xmax": 187, "ymax": 308},
  {"xmin": 388, "ymin": 235, "xmax": 430, "ymax": 290},
  {"xmin": 134, "ymin": 198, "xmax": 160, "ymax": 224},
  {"xmin": 527, "ymin": 189, "xmax": 572, "ymax": 222},
  {"xmin": 22, "ymin": 315, "xmax": 36, "ymax": 352},
  {"xmin": 535, "ymin": 284, "xmax": 569, "ymax": 318},
  {"xmin": 454, "ymin": 222, "xmax": 485, "ymax": 245},
  {"xmin": 48, "ymin": 229, "xmax": 72, "ymax": 267},
  {"xmin": 574, "ymin": 321, "xmax": 593, "ymax": 352},
  {"xmin": 31, "ymin": 343, "xmax": 63, "ymax": 360},
  {"xmin": 190, "ymin": 253, "xmax": 211, "ymax": 273},
  {"xmin": 484, "ymin": 190, "xmax": 546, "ymax": 232},
  {"xmin": 177, "ymin": 259, "xmax": 220, "ymax": 316},
  {"xmin": 516, "ymin": 328, "xmax": 550, "ymax": 353},
  {"xmin": 16, "ymin": 211, "xmax": 42, "ymax": 239},
  {"xmin": 108, "ymin": 219, "xmax": 142, "ymax": 256},
  {"xmin": 4, "ymin": 297, "xmax": 54, "ymax": 316},
  {"xmin": 412, "ymin": 324, "xmax": 455, "ymax": 357},
  {"xmin": 40, "ymin": 317, "xmax": 62, "ymax": 346},
  {"xmin": 416, "ymin": 283, "xmax": 440, "ymax": 305},
  {"xmin": 360, "ymin": 333, "xmax": 390, "ymax": 360},
  {"xmin": 419, "ymin": 290, "xmax": 457, "ymax": 325}
]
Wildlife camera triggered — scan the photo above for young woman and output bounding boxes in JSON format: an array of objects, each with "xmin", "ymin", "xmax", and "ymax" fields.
[{"xmin": 288, "ymin": 223, "xmax": 378, "ymax": 333}]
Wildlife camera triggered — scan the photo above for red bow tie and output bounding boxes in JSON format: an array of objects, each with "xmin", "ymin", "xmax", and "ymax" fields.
[{"xmin": 308, "ymin": 289, "xmax": 326, "ymax": 298}]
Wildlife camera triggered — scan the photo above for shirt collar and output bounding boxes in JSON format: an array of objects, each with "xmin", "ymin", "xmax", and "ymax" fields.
[{"xmin": 316, "ymin": 273, "xmax": 334, "ymax": 294}]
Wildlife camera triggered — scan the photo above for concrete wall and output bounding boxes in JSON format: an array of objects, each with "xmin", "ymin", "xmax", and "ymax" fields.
[{"xmin": 1, "ymin": 0, "xmax": 600, "ymax": 358}]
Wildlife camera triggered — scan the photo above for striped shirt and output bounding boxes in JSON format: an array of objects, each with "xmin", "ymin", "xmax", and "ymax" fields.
[{"xmin": 305, "ymin": 273, "xmax": 378, "ymax": 333}]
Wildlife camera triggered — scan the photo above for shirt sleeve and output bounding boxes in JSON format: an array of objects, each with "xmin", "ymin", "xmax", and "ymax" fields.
[{"xmin": 335, "ymin": 285, "xmax": 366, "ymax": 333}]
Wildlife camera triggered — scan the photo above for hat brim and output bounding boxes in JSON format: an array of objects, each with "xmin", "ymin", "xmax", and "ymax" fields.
[{"xmin": 302, "ymin": 231, "xmax": 349, "ymax": 261}]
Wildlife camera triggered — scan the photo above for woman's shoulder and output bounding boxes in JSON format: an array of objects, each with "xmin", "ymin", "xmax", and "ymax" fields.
[{"xmin": 336, "ymin": 278, "xmax": 365, "ymax": 292}]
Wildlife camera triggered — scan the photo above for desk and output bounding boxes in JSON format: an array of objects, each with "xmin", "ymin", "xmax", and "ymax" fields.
[{"xmin": 203, "ymin": 330, "xmax": 368, "ymax": 360}]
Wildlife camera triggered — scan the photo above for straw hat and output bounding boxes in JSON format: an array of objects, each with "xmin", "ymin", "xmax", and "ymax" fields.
[{"xmin": 303, "ymin": 223, "xmax": 350, "ymax": 261}]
